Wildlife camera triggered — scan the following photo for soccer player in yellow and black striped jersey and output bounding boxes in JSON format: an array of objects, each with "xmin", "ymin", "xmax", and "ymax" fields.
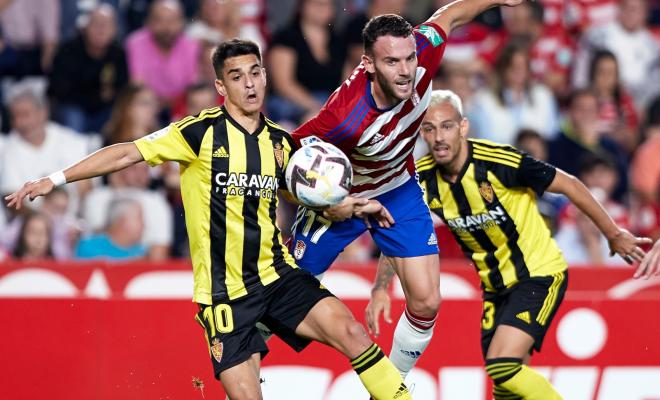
[
  {"xmin": 5, "ymin": 39, "xmax": 411, "ymax": 400},
  {"xmin": 365, "ymin": 90, "xmax": 651, "ymax": 400}
]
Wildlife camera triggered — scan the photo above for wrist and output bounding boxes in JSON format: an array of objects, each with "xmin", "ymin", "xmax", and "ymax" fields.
[
  {"xmin": 47, "ymin": 170, "xmax": 67, "ymax": 187},
  {"xmin": 604, "ymin": 227, "xmax": 621, "ymax": 241},
  {"xmin": 371, "ymin": 286, "xmax": 387, "ymax": 293}
]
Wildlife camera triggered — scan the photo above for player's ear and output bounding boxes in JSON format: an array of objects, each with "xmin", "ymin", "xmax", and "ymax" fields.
[
  {"xmin": 215, "ymin": 78, "xmax": 226, "ymax": 97},
  {"xmin": 362, "ymin": 54, "xmax": 375, "ymax": 73},
  {"xmin": 262, "ymin": 67, "xmax": 267, "ymax": 84},
  {"xmin": 460, "ymin": 117, "xmax": 470, "ymax": 139}
]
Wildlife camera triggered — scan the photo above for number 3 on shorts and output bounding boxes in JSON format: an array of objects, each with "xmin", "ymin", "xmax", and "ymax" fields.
[
  {"xmin": 201, "ymin": 304, "xmax": 235, "ymax": 336},
  {"xmin": 482, "ymin": 301, "xmax": 495, "ymax": 330}
]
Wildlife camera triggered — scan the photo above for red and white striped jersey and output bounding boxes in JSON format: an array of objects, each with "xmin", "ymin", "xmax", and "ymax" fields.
[{"xmin": 291, "ymin": 23, "xmax": 447, "ymax": 198}]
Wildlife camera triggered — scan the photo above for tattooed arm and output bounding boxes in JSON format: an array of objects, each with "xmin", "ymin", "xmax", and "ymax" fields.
[{"xmin": 365, "ymin": 255, "xmax": 396, "ymax": 336}]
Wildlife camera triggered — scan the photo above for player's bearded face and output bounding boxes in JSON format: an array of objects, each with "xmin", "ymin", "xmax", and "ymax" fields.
[
  {"xmin": 218, "ymin": 54, "xmax": 267, "ymax": 115},
  {"xmin": 370, "ymin": 35, "xmax": 417, "ymax": 102},
  {"xmin": 421, "ymin": 103, "xmax": 468, "ymax": 167}
]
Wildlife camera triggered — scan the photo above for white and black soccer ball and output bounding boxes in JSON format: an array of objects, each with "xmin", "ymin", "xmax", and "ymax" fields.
[{"xmin": 285, "ymin": 142, "xmax": 352, "ymax": 208}]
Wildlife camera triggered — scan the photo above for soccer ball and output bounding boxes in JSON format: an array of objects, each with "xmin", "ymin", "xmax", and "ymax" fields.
[{"xmin": 285, "ymin": 142, "xmax": 352, "ymax": 208}]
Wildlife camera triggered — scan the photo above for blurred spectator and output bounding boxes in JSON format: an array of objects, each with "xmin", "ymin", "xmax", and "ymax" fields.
[
  {"xmin": 548, "ymin": 88, "xmax": 629, "ymax": 201},
  {"xmin": 554, "ymin": 154, "xmax": 630, "ymax": 266},
  {"xmin": 82, "ymin": 162, "xmax": 172, "ymax": 261},
  {"xmin": 342, "ymin": 0, "xmax": 408, "ymax": 78},
  {"xmin": 0, "ymin": 84, "xmax": 93, "ymax": 200},
  {"xmin": 480, "ymin": 1, "xmax": 575, "ymax": 96},
  {"xmin": 126, "ymin": 0, "xmax": 200, "ymax": 108},
  {"xmin": 515, "ymin": 129, "xmax": 568, "ymax": 234},
  {"xmin": 103, "ymin": 84, "xmax": 159, "ymax": 144},
  {"xmin": 187, "ymin": 0, "xmax": 266, "ymax": 50},
  {"xmin": 267, "ymin": 0, "xmax": 346, "ymax": 124},
  {"xmin": 48, "ymin": 4, "xmax": 128, "ymax": 134},
  {"xmin": 0, "ymin": 0, "xmax": 60, "ymax": 75},
  {"xmin": 171, "ymin": 82, "xmax": 222, "ymax": 121},
  {"xmin": 433, "ymin": 63, "xmax": 479, "ymax": 115},
  {"xmin": 563, "ymin": 0, "xmax": 618, "ymax": 34},
  {"xmin": 467, "ymin": 43, "xmax": 559, "ymax": 144},
  {"xmin": 573, "ymin": 0, "xmax": 660, "ymax": 109},
  {"xmin": 75, "ymin": 198, "xmax": 147, "ymax": 260},
  {"xmin": 1, "ymin": 188, "xmax": 81, "ymax": 260},
  {"xmin": 630, "ymin": 96, "xmax": 660, "ymax": 240},
  {"xmin": 12, "ymin": 211, "xmax": 54, "ymax": 261},
  {"xmin": 588, "ymin": 49, "xmax": 640, "ymax": 154}
]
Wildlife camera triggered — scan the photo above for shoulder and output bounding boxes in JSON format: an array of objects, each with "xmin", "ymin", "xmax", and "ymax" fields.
[
  {"xmin": 415, "ymin": 154, "xmax": 436, "ymax": 172},
  {"xmin": 414, "ymin": 23, "xmax": 448, "ymax": 48},
  {"xmin": 172, "ymin": 107, "xmax": 224, "ymax": 151},
  {"xmin": 270, "ymin": 25, "xmax": 299, "ymax": 47},
  {"xmin": 126, "ymin": 28, "xmax": 149, "ymax": 47},
  {"xmin": 470, "ymin": 139, "xmax": 523, "ymax": 169}
]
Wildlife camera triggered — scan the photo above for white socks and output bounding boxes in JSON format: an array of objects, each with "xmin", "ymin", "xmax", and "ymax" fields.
[{"xmin": 389, "ymin": 308, "xmax": 436, "ymax": 380}]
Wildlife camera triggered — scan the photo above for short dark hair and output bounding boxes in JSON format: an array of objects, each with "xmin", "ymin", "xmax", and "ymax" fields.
[
  {"xmin": 362, "ymin": 14, "xmax": 413, "ymax": 54},
  {"xmin": 578, "ymin": 153, "xmax": 616, "ymax": 176},
  {"xmin": 211, "ymin": 39, "xmax": 262, "ymax": 79},
  {"xmin": 527, "ymin": 1, "xmax": 544, "ymax": 24},
  {"xmin": 567, "ymin": 87, "xmax": 598, "ymax": 108}
]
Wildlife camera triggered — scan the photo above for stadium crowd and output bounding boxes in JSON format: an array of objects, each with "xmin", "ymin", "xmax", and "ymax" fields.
[{"xmin": 0, "ymin": 0, "xmax": 658, "ymax": 265}]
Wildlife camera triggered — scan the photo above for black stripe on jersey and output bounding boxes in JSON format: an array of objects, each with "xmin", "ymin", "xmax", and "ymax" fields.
[
  {"xmin": 266, "ymin": 118, "xmax": 296, "ymax": 150},
  {"xmin": 472, "ymin": 147, "xmax": 521, "ymax": 166},
  {"xmin": 449, "ymin": 181, "xmax": 505, "ymax": 291},
  {"xmin": 268, "ymin": 128, "xmax": 294, "ymax": 274},
  {"xmin": 210, "ymin": 117, "xmax": 230, "ymax": 299},
  {"xmin": 178, "ymin": 108, "xmax": 222, "ymax": 155},
  {"xmin": 473, "ymin": 162, "xmax": 529, "ymax": 283},
  {"xmin": 242, "ymin": 134, "xmax": 262, "ymax": 293},
  {"xmin": 471, "ymin": 140, "xmax": 522, "ymax": 159}
]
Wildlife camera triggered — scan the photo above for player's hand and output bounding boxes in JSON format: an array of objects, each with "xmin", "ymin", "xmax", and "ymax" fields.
[
  {"xmin": 4, "ymin": 177, "xmax": 55, "ymax": 210},
  {"xmin": 606, "ymin": 228, "xmax": 652, "ymax": 265},
  {"xmin": 323, "ymin": 196, "xmax": 367, "ymax": 222},
  {"xmin": 634, "ymin": 240, "xmax": 660, "ymax": 279},
  {"xmin": 365, "ymin": 288, "xmax": 392, "ymax": 338},
  {"xmin": 354, "ymin": 200, "xmax": 395, "ymax": 228}
]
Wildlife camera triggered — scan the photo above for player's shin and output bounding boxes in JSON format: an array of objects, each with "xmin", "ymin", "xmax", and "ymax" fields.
[
  {"xmin": 351, "ymin": 343, "xmax": 411, "ymax": 400},
  {"xmin": 485, "ymin": 358, "xmax": 562, "ymax": 400},
  {"xmin": 389, "ymin": 307, "xmax": 436, "ymax": 380}
]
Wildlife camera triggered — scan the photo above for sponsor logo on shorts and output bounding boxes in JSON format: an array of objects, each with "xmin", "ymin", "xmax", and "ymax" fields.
[
  {"xmin": 294, "ymin": 240, "xmax": 306, "ymax": 260},
  {"xmin": 427, "ymin": 233, "xmax": 437, "ymax": 246},
  {"xmin": 210, "ymin": 338, "xmax": 223, "ymax": 363},
  {"xmin": 516, "ymin": 311, "xmax": 531, "ymax": 324}
]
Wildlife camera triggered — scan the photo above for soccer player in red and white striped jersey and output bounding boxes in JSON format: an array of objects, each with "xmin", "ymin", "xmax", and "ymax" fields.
[{"xmin": 288, "ymin": 0, "xmax": 526, "ymax": 382}]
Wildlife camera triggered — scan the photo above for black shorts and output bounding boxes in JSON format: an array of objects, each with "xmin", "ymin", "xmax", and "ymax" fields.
[
  {"xmin": 480, "ymin": 270, "xmax": 568, "ymax": 358},
  {"xmin": 195, "ymin": 268, "xmax": 334, "ymax": 378}
]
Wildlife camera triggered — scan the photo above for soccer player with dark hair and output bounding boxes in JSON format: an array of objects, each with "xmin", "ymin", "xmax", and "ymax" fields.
[
  {"xmin": 366, "ymin": 89, "xmax": 652, "ymax": 399},
  {"xmin": 288, "ymin": 0, "xmax": 525, "ymax": 381},
  {"xmin": 5, "ymin": 39, "xmax": 411, "ymax": 400}
]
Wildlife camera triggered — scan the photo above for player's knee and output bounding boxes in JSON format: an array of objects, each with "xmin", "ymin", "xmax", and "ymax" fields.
[
  {"xmin": 339, "ymin": 319, "xmax": 371, "ymax": 353},
  {"xmin": 407, "ymin": 291, "xmax": 441, "ymax": 317}
]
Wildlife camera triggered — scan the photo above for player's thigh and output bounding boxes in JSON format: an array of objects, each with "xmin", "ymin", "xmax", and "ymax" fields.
[
  {"xmin": 290, "ymin": 206, "xmax": 367, "ymax": 275},
  {"xmin": 389, "ymin": 254, "xmax": 440, "ymax": 305},
  {"xmin": 295, "ymin": 296, "xmax": 372, "ymax": 359},
  {"xmin": 195, "ymin": 294, "xmax": 269, "ymax": 380},
  {"xmin": 218, "ymin": 359, "xmax": 263, "ymax": 400}
]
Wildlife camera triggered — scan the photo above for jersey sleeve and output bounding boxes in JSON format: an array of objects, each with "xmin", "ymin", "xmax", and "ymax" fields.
[
  {"xmin": 290, "ymin": 92, "xmax": 342, "ymax": 148},
  {"xmin": 414, "ymin": 22, "xmax": 448, "ymax": 77},
  {"xmin": 134, "ymin": 124, "xmax": 198, "ymax": 166},
  {"xmin": 494, "ymin": 152, "xmax": 557, "ymax": 196}
]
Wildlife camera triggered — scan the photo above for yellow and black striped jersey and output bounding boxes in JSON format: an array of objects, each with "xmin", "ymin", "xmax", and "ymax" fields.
[
  {"xmin": 416, "ymin": 139, "xmax": 567, "ymax": 293},
  {"xmin": 135, "ymin": 106, "xmax": 298, "ymax": 304}
]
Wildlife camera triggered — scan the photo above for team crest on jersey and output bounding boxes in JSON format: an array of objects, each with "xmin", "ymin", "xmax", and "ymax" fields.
[
  {"xmin": 479, "ymin": 182, "xmax": 494, "ymax": 203},
  {"xmin": 294, "ymin": 240, "xmax": 306, "ymax": 260},
  {"xmin": 210, "ymin": 338, "xmax": 223, "ymax": 363},
  {"xmin": 273, "ymin": 142, "xmax": 284, "ymax": 168},
  {"xmin": 411, "ymin": 90, "xmax": 420, "ymax": 106}
]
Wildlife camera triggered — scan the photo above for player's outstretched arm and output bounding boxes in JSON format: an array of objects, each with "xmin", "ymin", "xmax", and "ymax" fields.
[
  {"xmin": 4, "ymin": 143, "xmax": 144, "ymax": 210},
  {"xmin": 428, "ymin": 0, "xmax": 525, "ymax": 35},
  {"xmin": 546, "ymin": 169, "xmax": 652, "ymax": 265},
  {"xmin": 635, "ymin": 240, "xmax": 660, "ymax": 279}
]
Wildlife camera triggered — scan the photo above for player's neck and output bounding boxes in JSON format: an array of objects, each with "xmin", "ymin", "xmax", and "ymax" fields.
[
  {"xmin": 370, "ymin": 81, "xmax": 399, "ymax": 110},
  {"xmin": 224, "ymin": 103, "xmax": 261, "ymax": 134}
]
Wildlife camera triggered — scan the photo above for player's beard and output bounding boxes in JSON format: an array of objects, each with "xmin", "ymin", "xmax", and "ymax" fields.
[{"xmin": 375, "ymin": 70, "xmax": 412, "ymax": 104}]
